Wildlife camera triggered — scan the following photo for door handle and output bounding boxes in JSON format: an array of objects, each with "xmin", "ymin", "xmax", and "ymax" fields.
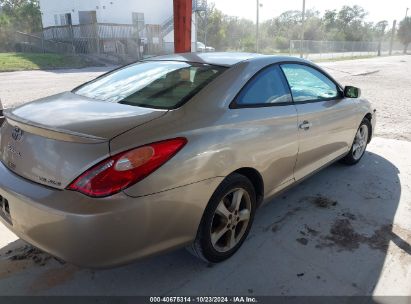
[{"xmin": 299, "ymin": 121, "xmax": 312, "ymax": 130}]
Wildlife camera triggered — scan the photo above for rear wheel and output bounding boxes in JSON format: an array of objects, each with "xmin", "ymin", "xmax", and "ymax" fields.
[
  {"xmin": 341, "ymin": 118, "xmax": 371, "ymax": 165},
  {"xmin": 189, "ymin": 173, "xmax": 256, "ymax": 263}
]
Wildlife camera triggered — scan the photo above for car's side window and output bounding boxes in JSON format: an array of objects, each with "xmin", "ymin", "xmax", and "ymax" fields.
[
  {"xmin": 235, "ymin": 65, "xmax": 292, "ymax": 106},
  {"xmin": 281, "ymin": 64, "xmax": 340, "ymax": 102}
]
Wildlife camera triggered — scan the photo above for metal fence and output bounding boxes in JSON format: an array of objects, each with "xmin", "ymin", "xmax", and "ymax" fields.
[
  {"xmin": 289, "ymin": 40, "xmax": 404, "ymax": 60},
  {"xmin": 38, "ymin": 24, "xmax": 142, "ymax": 60},
  {"xmin": 15, "ymin": 31, "xmax": 74, "ymax": 54},
  {"xmin": 4, "ymin": 24, "xmax": 407, "ymax": 64},
  {"xmin": 0, "ymin": 29, "xmax": 74, "ymax": 54},
  {"xmin": 33, "ymin": 23, "xmax": 169, "ymax": 62},
  {"xmin": 41, "ymin": 23, "xmax": 138, "ymax": 41}
]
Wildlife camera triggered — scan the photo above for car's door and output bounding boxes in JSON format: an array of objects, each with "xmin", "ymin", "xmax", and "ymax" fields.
[
  {"xmin": 280, "ymin": 63, "xmax": 356, "ymax": 181},
  {"xmin": 232, "ymin": 65, "xmax": 299, "ymax": 196}
]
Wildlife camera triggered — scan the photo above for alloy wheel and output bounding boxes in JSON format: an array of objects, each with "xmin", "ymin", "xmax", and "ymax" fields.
[
  {"xmin": 352, "ymin": 125, "xmax": 368, "ymax": 160},
  {"xmin": 210, "ymin": 188, "xmax": 252, "ymax": 253}
]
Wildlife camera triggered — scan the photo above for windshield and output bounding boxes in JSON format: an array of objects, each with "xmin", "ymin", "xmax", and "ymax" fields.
[{"xmin": 73, "ymin": 61, "xmax": 226, "ymax": 109}]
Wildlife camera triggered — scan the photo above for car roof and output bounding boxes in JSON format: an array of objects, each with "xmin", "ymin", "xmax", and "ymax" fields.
[{"xmin": 144, "ymin": 52, "xmax": 308, "ymax": 67}]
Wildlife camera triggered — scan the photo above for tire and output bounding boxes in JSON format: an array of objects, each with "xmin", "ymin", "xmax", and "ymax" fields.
[
  {"xmin": 341, "ymin": 117, "xmax": 371, "ymax": 165},
  {"xmin": 188, "ymin": 173, "xmax": 256, "ymax": 263}
]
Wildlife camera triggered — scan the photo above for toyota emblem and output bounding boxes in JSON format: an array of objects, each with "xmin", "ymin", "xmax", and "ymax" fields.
[{"xmin": 11, "ymin": 127, "xmax": 23, "ymax": 141}]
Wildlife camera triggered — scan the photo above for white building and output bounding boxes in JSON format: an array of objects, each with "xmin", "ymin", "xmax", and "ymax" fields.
[{"xmin": 38, "ymin": 0, "xmax": 196, "ymax": 45}]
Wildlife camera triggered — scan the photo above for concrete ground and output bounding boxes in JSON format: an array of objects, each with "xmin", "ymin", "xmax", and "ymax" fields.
[
  {"xmin": 0, "ymin": 55, "xmax": 410, "ymax": 297},
  {"xmin": 320, "ymin": 55, "xmax": 411, "ymax": 141}
]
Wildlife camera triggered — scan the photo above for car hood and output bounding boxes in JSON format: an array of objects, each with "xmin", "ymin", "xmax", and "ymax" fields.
[{"xmin": 5, "ymin": 91, "xmax": 167, "ymax": 141}]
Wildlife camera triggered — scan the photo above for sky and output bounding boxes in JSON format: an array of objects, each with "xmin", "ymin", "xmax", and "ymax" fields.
[{"xmin": 211, "ymin": 0, "xmax": 410, "ymax": 25}]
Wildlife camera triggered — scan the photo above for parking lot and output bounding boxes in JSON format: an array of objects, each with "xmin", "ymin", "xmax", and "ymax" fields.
[{"xmin": 0, "ymin": 55, "xmax": 410, "ymax": 297}]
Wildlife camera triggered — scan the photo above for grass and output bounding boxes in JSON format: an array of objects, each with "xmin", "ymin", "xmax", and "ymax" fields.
[{"xmin": 0, "ymin": 52, "xmax": 99, "ymax": 72}]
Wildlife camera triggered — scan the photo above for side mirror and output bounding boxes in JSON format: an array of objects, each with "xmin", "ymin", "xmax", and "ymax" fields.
[{"xmin": 344, "ymin": 86, "xmax": 361, "ymax": 98}]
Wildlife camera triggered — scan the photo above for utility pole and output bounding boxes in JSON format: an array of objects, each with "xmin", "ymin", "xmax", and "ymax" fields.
[
  {"xmin": 406, "ymin": 8, "xmax": 409, "ymax": 19},
  {"xmin": 377, "ymin": 22, "xmax": 387, "ymax": 56},
  {"xmin": 300, "ymin": 0, "xmax": 306, "ymax": 58},
  {"xmin": 389, "ymin": 20, "xmax": 397, "ymax": 55},
  {"xmin": 194, "ymin": 10, "xmax": 198, "ymax": 51},
  {"xmin": 204, "ymin": 0, "xmax": 208, "ymax": 47},
  {"xmin": 256, "ymin": 0, "xmax": 260, "ymax": 53}
]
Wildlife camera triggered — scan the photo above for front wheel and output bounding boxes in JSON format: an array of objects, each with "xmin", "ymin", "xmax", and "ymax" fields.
[
  {"xmin": 189, "ymin": 173, "xmax": 256, "ymax": 263},
  {"xmin": 341, "ymin": 118, "xmax": 371, "ymax": 165}
]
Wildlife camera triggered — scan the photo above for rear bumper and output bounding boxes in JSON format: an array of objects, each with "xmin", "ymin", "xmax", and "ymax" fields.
[{"xmin": 0, "ymin": 161, "xmax": 222, "ymax": 268}]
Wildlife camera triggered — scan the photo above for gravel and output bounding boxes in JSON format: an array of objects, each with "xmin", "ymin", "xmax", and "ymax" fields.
[{"xmin": 320, "ymin": 55, "xmax": 411, "ymax": 141}]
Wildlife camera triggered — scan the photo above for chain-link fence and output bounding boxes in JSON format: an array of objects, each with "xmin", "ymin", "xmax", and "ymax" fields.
[
  {"xmin": 0, "ymin": 29, "xmax": 75, "ymax": 54},
  {"xmin": 38, "ymin": 23, "xmax": 146, "ymax": 62},
  {"xmin": 1, "ymin": 23, "xmax": 170, "ymax": 63},
  {"xmin": 16, "ymin": 31, "xmax": 75, "ymax": 54},
  {"xmin": 289, "ymin": 40, "xmax": 404, "ymax": 60},
  {"xmin": 2, "ymin": 24, "xmax": 407, "ymax": 64}
]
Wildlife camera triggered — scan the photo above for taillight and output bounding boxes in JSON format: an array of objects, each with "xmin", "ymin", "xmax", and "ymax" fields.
[{"xmin": 67, "ymin": 138, "xmax": 187, "ymax": 197}]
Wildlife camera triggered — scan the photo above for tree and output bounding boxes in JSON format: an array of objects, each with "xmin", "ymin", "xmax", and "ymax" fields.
[
  {"xmin": 375, "ymin": 20, "xmax": 388, "ymax": 33},
  {"xmin": 0, "ymin": 0, "xmax": 41, "ymax": 32},
  {"xmin": 0, "ymin": 0, "xmax": 41, "ymax": 51},
  {"xmin": 196, "ymin": 4, "xmax": 256, "ymax": 52},
  {"xmin": 264, "ymin": 10, "xmax": 301, "ymax": 41},
  {"xmin": 195, "ymin": 4, "xmax": 389, "ymax": 53},
  {"xmin": 1, "ymin": 0, "xmax": 32, "ymax": 10},
  {"xmin": 398, "ymin": 17, "xmax": 411, "ymax": 53},
  {"xmin": 321, "ymin": 5, "xmax": 372, "ymax": 41},
  {"xmin": 303, "ymin": 11, "xmax": 324, "ymax": 40},
  {"xmin": 323, "ymin": 10, "xmax": 337, "ymax": 31},
  {"xmin": 337, "ymin": 5, "xmax": 367, "ymax": 26}
]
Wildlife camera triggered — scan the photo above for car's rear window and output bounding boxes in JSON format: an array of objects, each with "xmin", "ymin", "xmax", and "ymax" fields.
[{"xmin": 73, "ymin": 61, "xmax": 226, "ymax": 109}]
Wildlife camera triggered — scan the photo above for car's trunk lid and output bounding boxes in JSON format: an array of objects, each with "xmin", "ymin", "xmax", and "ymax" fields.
[
  {"xmin": 0, "ymin": 92, "xmax": 167, "ymax": 189},
  {"xmin": 6, "ymin": 92, "xmax": 167, "ymax": 140}
]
